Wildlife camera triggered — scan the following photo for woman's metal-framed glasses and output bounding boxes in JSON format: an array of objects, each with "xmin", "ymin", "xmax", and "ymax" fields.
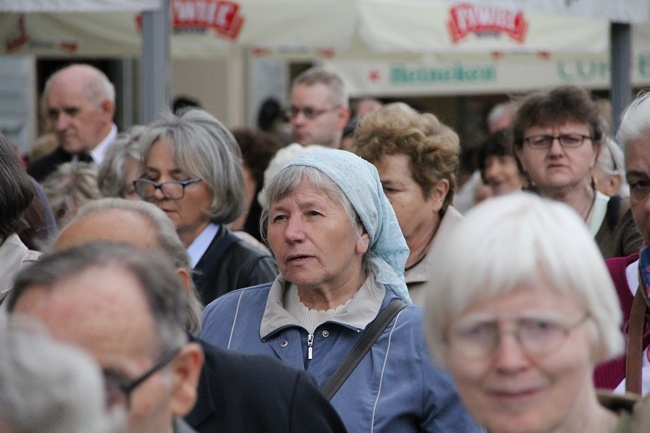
[
  {"xmin": 285, "ymin": 105, "xmax": 341, "ymax": 120},
  {"xmin": 524, "ymin": 134, "xmax": 593, "ymax": 149},
  {"xmin": 133, "ymin": 178, "xmax": 202, "ymax": 200},
  {"xmin": 104, "ymin": 346, "xmax": 182, "ymax": 409},
  {"xmin": 447, "ymin": 313, "xmax": 590, "ymax": 359}
]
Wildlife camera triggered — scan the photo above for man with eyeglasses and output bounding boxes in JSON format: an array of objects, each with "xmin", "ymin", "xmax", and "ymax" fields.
[
  {"xmin": 287, "ymin": 66, "xmax": 351, "ymax": 149},
  {"xmin": 6, "ymin": 242, "xmax": 204, "ymax": 433}
]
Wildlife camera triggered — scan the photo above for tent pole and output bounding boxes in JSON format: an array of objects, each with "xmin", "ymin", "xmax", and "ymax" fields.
[
  {"xmin": 140, "ymin": 0, "xmax": 170, "ymax": 124},
  {"xmin": 610, "ymin": 22, "xmax": 632, "ymax": 135}
]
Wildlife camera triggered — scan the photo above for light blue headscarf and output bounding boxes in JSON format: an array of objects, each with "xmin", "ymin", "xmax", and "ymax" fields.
[{"xmin": 284, "ymin": 149, "xmax": 411, "ymax": 303}]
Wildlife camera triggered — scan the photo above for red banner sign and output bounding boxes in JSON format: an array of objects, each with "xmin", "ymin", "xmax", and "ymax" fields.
[
  {"xmin": 447, "ymin": 3, "xmax": 528, "ymax": 44},
  {"xmin": 172, "ymin": 0, "xmax": 244, "ymax": 40}
]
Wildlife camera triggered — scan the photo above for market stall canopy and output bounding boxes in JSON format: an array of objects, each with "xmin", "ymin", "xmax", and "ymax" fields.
[
  {"xmin": 0, "ymin": 0, "xmax": 611, "ymax": 58},
  {"xmin": 0, "ymin": 0, "xmax": 161, "ymax": 13},
  {"xmin": 466, "ymin": 0, "xmax": 650, "ymax": 23}
]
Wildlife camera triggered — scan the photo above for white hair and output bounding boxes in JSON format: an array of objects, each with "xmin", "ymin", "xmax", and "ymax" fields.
[
  {"xmin": 0, "ymin": 314, "xmax": 123, "ymax": 433},
  {"xmin": 257, "ymin": 143, "xmax": 328, "ymax": 208},
  {"xmin": 424, "ymin": 192, "xmax": 623, "ymax": 366}
]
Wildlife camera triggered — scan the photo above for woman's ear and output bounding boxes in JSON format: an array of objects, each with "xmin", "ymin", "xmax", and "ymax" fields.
[
  {"xmin": 356, "ymin": 231, "xmax": 371, "ymax": 255},
  {"xmin": 430, "ymin": 179, "xmax": 450, "ymax": 213}
]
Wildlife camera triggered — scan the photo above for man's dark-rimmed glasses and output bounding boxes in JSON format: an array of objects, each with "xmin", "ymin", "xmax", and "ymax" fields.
[{"xmin": 104, "ymin": 346, "xmax": 182, "ymax": 409}]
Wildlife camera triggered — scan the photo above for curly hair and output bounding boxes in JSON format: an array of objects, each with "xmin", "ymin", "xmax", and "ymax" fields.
[{"xmin": 351, "ymin": 104, "xmax": 460, "ymax": 213}]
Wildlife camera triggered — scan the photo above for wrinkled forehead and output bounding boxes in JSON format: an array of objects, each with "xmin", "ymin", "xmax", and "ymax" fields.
[{"xmin": 12, "ymin": 266, "xmax": 159, "ymax": 360}]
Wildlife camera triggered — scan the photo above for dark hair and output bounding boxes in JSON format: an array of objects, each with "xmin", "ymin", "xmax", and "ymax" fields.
[
  {"xmin": 478, "ymin": 128, "xmax": 515, "ymax": 182},
  {"xmin": 257, "ymin": 97, "xmax": 285, "ymax": 131},
  {"xmin": 512, "ymin": 85, "xmax": 603, "ymax": 150},
  {"xmin": 0, "ymin": 134, "xmax": 35, "ymax": 241},
  {"xmin": 172, "ymin": 95, "xmax": 201, "ymax": 114},
  {"xmin": 232, "ymin": 127, "xmax": 285, "ymax": 241}
]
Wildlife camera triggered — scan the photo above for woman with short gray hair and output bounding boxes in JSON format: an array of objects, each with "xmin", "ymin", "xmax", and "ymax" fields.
[
  {"xmin": 424, "ymin": 192, "xmax": 641, "ymax": 433},
  {"xmin": 136, "ymin": 109, "xmax": 278, "ymax": 305}
]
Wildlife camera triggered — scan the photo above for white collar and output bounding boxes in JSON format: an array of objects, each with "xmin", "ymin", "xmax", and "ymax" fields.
[
  {"xmin": 187, "ymin": 223, "xmax": 219, "ymax": 268},
  {"xmin": 90, "ymin": 123, "xmax": 118, "ymax": 164}
]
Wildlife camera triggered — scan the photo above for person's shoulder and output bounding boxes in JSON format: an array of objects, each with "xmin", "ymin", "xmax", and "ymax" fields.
[
  {"xmin": 605, "ymin": 252, "xmax": 639, "ymax": 271},
  {"xmin": 203, "ymin": 283, "xmax": 272, "ymax": 312},
  {"xmin": 205, "ymin": 341, "xmax": 302, "ymax": 378}
]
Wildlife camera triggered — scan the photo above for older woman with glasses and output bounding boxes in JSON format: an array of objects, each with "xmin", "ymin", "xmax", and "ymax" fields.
[
  {"xmin": 424, "ymin": 192, "xmax": 650, "ymax": 433},
  {"xmin": 200, "ymin": 149, "xmax": 483, "ymax": 433},
  {"xmin": 513, "ymin": 85, "xmax": 640, "ymax": 258},
  {"xmin": 135, "ymin": 109, "xmax": 278, "ymax": 305}
]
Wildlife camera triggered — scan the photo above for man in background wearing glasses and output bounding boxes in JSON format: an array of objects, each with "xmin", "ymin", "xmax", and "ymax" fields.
[
  {"xmin": 7, "ymin": 242, "xmax": 204, "ymax": 433},
  {"xmin": 287, "ymin": 66, "xmax": 351, "ymax": 149}
]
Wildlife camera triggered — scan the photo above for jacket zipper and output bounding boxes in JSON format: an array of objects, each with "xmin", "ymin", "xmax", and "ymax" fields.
[{"xmin": 307, "ymin": 333, "xmax": 314, "ymax": 360}]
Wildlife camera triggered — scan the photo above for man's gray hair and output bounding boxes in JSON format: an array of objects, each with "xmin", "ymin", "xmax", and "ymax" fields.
[
  {"xmin": 44, "ymin": 63, "xmax": 115, "ymax": 105},
  {"xmin": 9, "ymin": 242, "xmax": 189, "ymax": 353},
  {"xmin": 292, "ymin": 66, "xmax": 349, "ymax": 108},
  {"xmin": 0, "ymin": 314, "xmax": 122, "ymax": 433},
  {"xmin": 71, "ymin": 198, "xmax": 203, "ymax": 334}
]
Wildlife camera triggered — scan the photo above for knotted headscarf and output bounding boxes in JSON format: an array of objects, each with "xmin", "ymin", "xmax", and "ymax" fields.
[{"xmin": 284, "ymin": 149, "xmax": 411, "ymax": 303}]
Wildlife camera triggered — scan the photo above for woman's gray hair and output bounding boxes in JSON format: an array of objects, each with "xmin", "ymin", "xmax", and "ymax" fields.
[
  {"xmin": 424, "ymin": 192, "xmax": 623, "ymax": 367},
  {"xmin": 10, "ymin": 242, "xmax": 189, "ymax": 353},
  {"xmin": 139, "ymin": 109, "xmax": 246, "ymax": 224},
  {"xmin": 42, "ymin": 161, "xmax": 101, "ymax": 229},
  {"xmin": 260, "ymin": 166, "xmax": 364, "ymax": 247},
  {"xmin": 73, "ymin": 198, "xmax": 203, "ymax": 334},
  {"xmin": 0, "ymin": 314, "xmax": 123, "ymax": 433},
  {"xmin": 98, "ymin": 125, "xmax": 145, "ymax": 198}
]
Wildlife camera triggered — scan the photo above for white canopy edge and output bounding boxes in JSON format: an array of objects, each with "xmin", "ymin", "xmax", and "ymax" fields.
[
  {"xmin": 0, "ymin": 0, "xmax": 161, "ymax": 13},
  {"xmin": 467, "ymin": 0, "xmax": 650, "ymax": 23}
]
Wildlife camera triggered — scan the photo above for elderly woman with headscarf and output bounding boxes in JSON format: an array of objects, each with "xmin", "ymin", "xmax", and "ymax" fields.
[{"xmin": 200, "ymin": 149, "xmax": 483, "ymax": 433}]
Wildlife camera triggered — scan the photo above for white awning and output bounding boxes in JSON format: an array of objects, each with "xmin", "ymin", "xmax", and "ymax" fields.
[
  {"xmin": 0, "ymin": 0, "xmax": 161, "ymax": 13},
  {"xmin": 466, "ymin": 0, "xmax": 650, "ymax": 23}
]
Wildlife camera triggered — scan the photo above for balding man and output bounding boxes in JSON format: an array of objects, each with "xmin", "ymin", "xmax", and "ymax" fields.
[
  {"xmin": 28, "ymin": 64, "xmax": 117, "ymax": 182},
  {"xmin": 8, "ymin": 242, "xmax": 203, "ymax": 433},
  {"xmin": 45, "ymin": 198, "xmax": 348, "ymax": 433}
]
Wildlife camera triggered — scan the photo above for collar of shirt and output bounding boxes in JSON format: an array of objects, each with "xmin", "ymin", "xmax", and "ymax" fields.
[
  {"xmin": 259, "ymin": 274, "xmax": 385, "ymax": 339},
  {"xmin": 90, "ymin": 123, "xmax": 118, "ymax": 165},
  {"xmin": 187, "ymin": 223, "xmax": 220, "ymax": 268}
]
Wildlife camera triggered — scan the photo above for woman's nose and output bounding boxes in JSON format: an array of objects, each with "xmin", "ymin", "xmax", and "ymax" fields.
[
  {"xmin": 493, "ymin": 332, "xmax": 530, "ymax": 372},
  {"xmin": 284, "ymin": 217, "xmax": 305, "ymax": 242}
]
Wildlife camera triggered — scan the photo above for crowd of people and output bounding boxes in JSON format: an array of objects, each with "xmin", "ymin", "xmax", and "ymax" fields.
[{"xmin": 2, "ymin": 60, "xmax": 650, "ymax": 433}]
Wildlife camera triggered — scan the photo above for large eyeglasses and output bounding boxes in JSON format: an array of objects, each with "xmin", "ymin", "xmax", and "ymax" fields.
[
  {"xmin": 524, "ymin": 134, "xmax": 592, "ymax": 149},
  {"xmin": 447, "ymin": 314, "xmax": 589, "ymax": 360},
  {"xmin": 285, "ymin": 105, "xmax": 341, "ymax": 120},
  {"xmin": 104, "ymin": 346, "xmax": 182, "ymax": 409},
  {"xmin": 133, "ymin": 178, "xmax": 201, "ymax": 200}
]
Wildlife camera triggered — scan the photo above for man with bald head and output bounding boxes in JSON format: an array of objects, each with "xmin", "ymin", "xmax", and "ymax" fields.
[
  {"xmin": 46, "ymin": 198, "xmax": 347, "ymax": 433},
  {"xmin": 28, "ymin": 63, "xmax": 117, "ymax": 182}
]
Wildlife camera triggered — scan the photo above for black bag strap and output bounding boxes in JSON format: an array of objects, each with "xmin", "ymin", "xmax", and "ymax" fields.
[{"xmin": 320, "ymin": 298, "xmax": 408, "ymax": 400}]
